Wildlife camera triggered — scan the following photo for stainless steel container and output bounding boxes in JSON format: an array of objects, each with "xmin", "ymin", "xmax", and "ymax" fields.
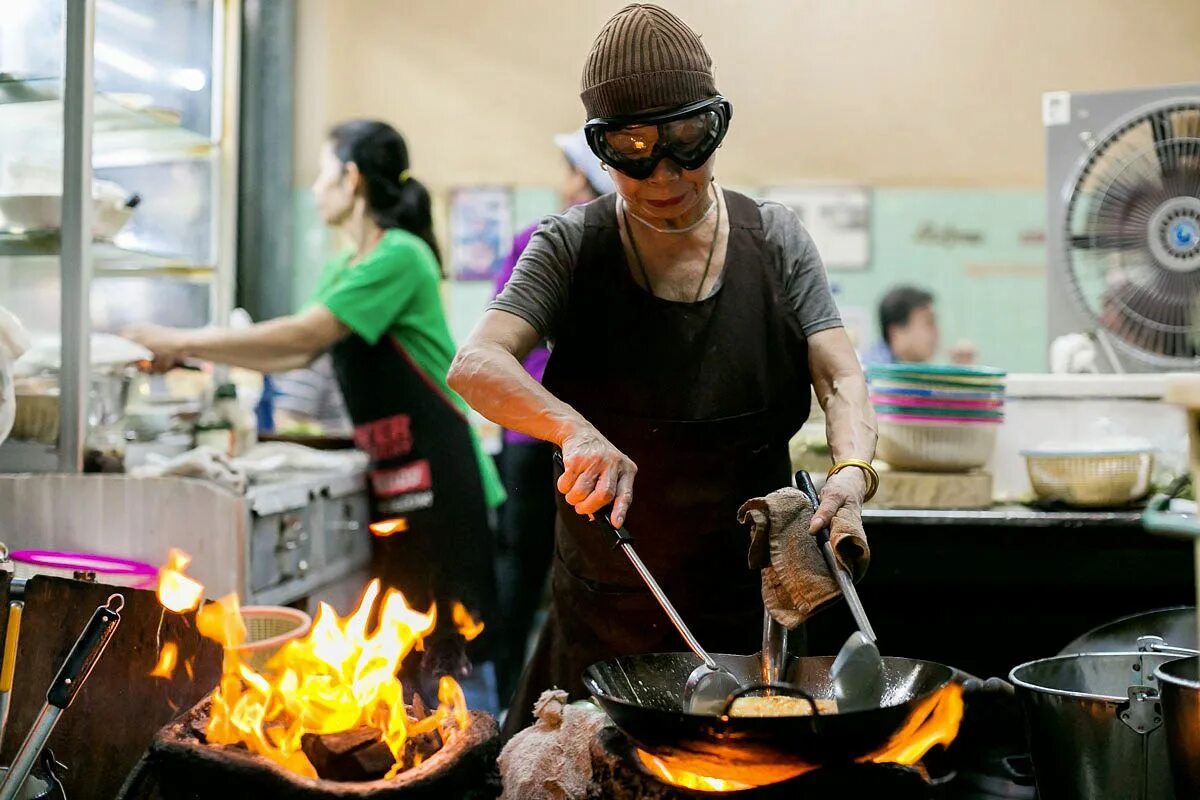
[
  {"xmin": 1155, "ymin": 656, "xmax": 1200, "ymax": 797},
  {"xmin": 1010, "ymin": 652, "xmax": 1180, "ymax": 800}
]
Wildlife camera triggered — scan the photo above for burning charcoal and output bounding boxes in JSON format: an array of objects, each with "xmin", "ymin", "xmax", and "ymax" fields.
[
  {"xmin": 301, "ymin": 727, "xmax": 393, "ymax": 782},
  {"xmin": 402, "ymin": 730, "xmax": 443, "ymax": 771},
  {"xmin": 409, "ymin": 694, "xmax": 428, "ymax": 720}
]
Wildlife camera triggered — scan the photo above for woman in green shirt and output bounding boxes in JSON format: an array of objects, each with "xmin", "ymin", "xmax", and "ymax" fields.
[{"xmin": 127, "ymin": 120, "xmax": 504, "ymax": 670}]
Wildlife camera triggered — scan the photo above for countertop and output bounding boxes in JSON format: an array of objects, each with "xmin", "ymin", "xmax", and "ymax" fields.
[{"xmin": 862, "ymin": 504, "xmax": 1145, "ymax": 527}]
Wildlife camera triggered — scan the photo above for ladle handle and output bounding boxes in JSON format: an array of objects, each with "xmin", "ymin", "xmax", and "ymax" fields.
[{"xmin": 553, "ymin": 450, "xmax": 718, "ymax": 671}]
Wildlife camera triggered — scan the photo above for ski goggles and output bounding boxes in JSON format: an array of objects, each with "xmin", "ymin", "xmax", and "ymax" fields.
[{"xmin": 584, "ymin": 96, "xmax": 733, "ymax": 180}]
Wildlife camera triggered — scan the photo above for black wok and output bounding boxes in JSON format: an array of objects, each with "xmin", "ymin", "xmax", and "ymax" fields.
[{"xmin": 585, "ymin": 652, "xmax": 957, "ymax": 785}]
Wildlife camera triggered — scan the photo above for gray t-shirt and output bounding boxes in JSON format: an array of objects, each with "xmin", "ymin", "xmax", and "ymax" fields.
[{"xmin": 490, "ymin": 196, "xmax": 843, "ymax": 342}]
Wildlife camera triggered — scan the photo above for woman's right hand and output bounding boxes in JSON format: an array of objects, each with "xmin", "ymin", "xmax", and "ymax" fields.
[{"xmin": 558, "ymin": 426, "xmax": 638, "ymax": 528}]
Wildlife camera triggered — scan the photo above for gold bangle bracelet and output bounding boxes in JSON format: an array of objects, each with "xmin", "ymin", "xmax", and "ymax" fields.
[{"xmin": 827, "ymin": 459, "xmax": 879, "ymax": 503}]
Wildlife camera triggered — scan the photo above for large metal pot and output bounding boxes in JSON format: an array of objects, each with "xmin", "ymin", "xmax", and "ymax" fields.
[
  {"xmin": 1010, "ymin": 651, "xmax": 1180, "ymax": 800},
  {"xmin": 1155, "ymin": 656, "xmax": 1200, "ymax": 798}
]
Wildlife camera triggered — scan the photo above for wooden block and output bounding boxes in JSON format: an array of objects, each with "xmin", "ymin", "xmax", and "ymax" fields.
[
  {"xmin": 6, "ymin": 576, "xmax": 222, "ymax": 800},
  {"xmin": 869, "ymin": 470, "xmax": 993, "ymax": 509}
]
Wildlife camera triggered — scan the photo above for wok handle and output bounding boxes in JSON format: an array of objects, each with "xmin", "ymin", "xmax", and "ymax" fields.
[
  {"xmin": 719, "ymin": 683, "xmax": 823, "ymax": 718},
  {"xmin": 553, "ymin": 450, "xmax": 634, "ymax": 547}
]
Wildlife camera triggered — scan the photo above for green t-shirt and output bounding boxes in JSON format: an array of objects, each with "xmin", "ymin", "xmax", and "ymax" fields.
[{"xmin": 312, "ymin": 229, "xmax": 506, "ymax": 509}]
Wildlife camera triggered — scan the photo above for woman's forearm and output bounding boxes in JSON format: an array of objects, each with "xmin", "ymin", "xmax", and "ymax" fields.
[
  {"xmin": 819, "ymin": 368, "xmax": 877, "ymax": 464},
  {"xmin": 449, "ymin": 342, "xmax": 587, "ymax": 447},
  {"xmin": 181, "ymin": 317, "xmax": 323, "ymax": 373}
]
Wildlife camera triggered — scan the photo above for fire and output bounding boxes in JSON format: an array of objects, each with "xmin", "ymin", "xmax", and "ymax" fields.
[
  {"xmin": 199, "ymin": 579, "xmax": 470, "ymax": 779},
  {"xmin": 638, "ymin": 682, "xmax": 965, "ymax": 792},
  {"xmin": 860, "ymin": 682, "xmax": 963, "ymax": 765},
  {"xmin": 150, "ymin": 642, "xmax": 179, "ymax": 679},
  {"xmin": 157, "ymin": 548, "xmax": 204, "ymax": 613},
  {"xmin": 369, "ymin": 518, "xmax": 408, "ymax": 537},
  {"xmin": 637, "ymin": 751, "xmax": 752, "ymax": 792},
  {"xmin": 452, "ymin": 602, "xmax": 485, "ymax": 642}
]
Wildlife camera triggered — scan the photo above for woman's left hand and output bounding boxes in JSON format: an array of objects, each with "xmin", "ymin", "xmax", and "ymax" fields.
[
  {"xmin": 808, "ymin": 468, "xmax": 866, "ymax": 535},
  {"xmin": 123, "ymin": 324, "xmax": 187, "ymax": 371}
]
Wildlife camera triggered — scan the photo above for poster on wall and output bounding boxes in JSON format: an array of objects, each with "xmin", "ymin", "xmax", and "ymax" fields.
[
  {"xmin": 450, "ymin": 186, "xmax": 513, "ymax": 282},
  {"xmin": 764, "ymin": 186, "xmax": 871, "ymax": 270}
]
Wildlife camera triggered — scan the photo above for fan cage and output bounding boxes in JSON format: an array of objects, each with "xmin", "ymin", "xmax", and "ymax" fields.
[{"xmin": 1060, "ymin": 97, "xmax": 1200, "ymax": 369}]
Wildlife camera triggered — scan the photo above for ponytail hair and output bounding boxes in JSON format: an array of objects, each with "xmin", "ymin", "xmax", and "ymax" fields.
[{"xmin": 328, "ymin": 119, "xmax": 443, "ymax": 276}]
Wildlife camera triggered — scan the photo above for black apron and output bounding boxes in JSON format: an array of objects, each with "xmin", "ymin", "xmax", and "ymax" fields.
[
  {"xmin": 505, "ymin": 189, "xmax": 813, "ymax": 731},
  {"xmin": 331, "ymin": 333, "xmax": 497, "ymax": 650}
]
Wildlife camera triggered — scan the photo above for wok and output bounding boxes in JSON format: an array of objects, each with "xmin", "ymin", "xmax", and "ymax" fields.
[{"xmin": 585, "ymin": 652, "xmax": 956, "ymax": 785}]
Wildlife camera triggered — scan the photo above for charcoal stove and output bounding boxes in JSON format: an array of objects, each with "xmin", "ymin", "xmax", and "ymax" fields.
[
  {"xmin": 583, "ymin": 674, "xmax": 1036, "ymax": 800},
  {"xmin": 115, "ymin": 697, "xmax": 501, "ymax": 800},
  {"xmin": 587, "ymin": 725, "xmax": 948, "ymax": 799}
]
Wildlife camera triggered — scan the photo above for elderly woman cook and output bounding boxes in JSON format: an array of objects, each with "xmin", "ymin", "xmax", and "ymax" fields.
[{"xmin": 449, "ymin": 3, "xmax": 877, "ymax": 728}]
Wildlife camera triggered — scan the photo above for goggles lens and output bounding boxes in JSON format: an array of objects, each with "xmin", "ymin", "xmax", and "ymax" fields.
[{"xmin": 587, "ymin": 98, "xmax": 731, "ymax": 179}]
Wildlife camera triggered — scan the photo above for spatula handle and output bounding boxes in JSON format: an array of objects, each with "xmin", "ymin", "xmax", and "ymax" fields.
[{"xmin": 795, "ymin": 471, "xmax": 877, "ymax": 644}]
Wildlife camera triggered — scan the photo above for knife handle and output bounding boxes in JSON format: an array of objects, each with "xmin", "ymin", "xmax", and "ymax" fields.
[
  {"xmin": 46, "ymin": 595, "xmax": 122, "ymax": 709},
  {"xmin": 553, "ymin": 450, "xmax": 635, "ymax": 547}
]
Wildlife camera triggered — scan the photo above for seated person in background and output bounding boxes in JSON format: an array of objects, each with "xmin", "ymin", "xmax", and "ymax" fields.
[
  {"xmin": 271, "ymin": 352, "xmax": 353, "ymax": 436},
  {"xmin": 861, "ymin": 285, "xmax": 976, "ymax": 366}
]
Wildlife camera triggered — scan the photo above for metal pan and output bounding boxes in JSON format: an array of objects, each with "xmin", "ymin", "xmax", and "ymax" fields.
[{"xmin": 585, "ymin": 652, "xmax": 955, "ymax": 785}]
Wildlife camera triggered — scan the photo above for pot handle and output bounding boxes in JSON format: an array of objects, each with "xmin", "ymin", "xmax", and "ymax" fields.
[{"xmin": 1118, "ymin": 685, "xmax": 1164, "ymax": 735}]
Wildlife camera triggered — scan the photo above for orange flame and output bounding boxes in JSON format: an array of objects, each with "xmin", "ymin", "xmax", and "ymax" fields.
[
  {"xmin": 451, "ymin": 602, "xmax": 485, "ymax": 642},
  {"xmin": 859, "ymin": 682, "xmax": 963, "ymax": 765},
  {"xmin": 638, "ymin": 682, "xmax": 965, "ymax": 792},
  {"xmin": 369, "ymin": 518, "xmax": 408, "ymax": 537},
  {"xmin": 157, "ymin": 548, "xmax": 204, "ymax": 613},
  {"xmin": 637, "ymin": 751, "xmax": 753, "ymax": 792},
  {"xmin": 149, "ymin": 642, "xmax": 179, "ymax": 679},
  {"xmin": 198, "ymin": 579, "xmax": 469, "ymax": 778}
]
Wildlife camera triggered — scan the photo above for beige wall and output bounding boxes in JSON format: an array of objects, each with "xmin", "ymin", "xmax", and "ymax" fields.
[{"xmin": 294, "ymin": 0, "xmax": 1200, "ymax": 191}]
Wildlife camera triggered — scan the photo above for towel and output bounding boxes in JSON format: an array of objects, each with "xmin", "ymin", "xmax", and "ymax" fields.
[
  {"xmin": 130, "ymin": 447, "xmax": 249, "ymax": 493},
  {"xmin": 739, "ymin": 487, "xmax": 870, "ymax": 629}
]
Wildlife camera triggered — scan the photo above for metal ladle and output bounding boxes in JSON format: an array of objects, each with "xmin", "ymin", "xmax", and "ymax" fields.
[
  {"xmin": 796, "ymin": 471, "xmax": 883, "ymax": 713},
  {"xmin": 552, "ymin": 452, "xmax": 739, "ymax": 714}
]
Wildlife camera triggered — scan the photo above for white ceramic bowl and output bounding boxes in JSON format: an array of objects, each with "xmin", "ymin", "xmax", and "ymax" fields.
[{"xmin": 877, "ymin": 418, "xmax": 1000, "ymax": 472}]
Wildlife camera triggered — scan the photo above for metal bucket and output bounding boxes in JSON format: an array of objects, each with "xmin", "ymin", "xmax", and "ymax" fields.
[
  {"xmin": 1010, "ymin": 652, "xmax": 1180, "ymax": 800},
  {"xmin": 1155, "ymin": 656, "xmax": 1200, "ymax": 798}
]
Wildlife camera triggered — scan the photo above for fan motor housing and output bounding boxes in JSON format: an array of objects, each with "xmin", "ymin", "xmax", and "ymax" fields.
[{"xmin": 1045, "ymin": 83, "xmax": 1200, "ymax": 373}]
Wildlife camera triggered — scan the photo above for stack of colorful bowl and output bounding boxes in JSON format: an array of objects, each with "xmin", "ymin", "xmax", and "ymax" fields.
[{"xmin": 867, "ymin": 363, "xmax": 1006, "ymax": 472}]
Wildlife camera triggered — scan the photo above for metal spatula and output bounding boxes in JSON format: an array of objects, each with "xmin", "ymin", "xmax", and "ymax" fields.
[
  {"xmin": 796, "ymin": 472, "xmax": 884, "ymax": 713},
  {"xmin": 552, "ymin": 452, "xmax": 739, "ymax": 714}
]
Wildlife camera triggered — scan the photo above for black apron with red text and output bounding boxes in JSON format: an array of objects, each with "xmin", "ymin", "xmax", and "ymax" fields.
[
  {"xmin": 332, "ymin": 333, "xmax": 497, "ymax": 646},
  {"xmin": 506, "ymin": 189, "xmax": 814, "ymax": 728}
]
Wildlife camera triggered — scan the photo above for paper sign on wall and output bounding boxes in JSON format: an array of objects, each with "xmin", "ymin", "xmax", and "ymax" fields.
[
  {"xmin": 450, "ymin": 186, "xmax": 513, "ymax": 282},
  {"xmin": 764, "ymin": 186, "xmax": 871, "ymax": 270}
]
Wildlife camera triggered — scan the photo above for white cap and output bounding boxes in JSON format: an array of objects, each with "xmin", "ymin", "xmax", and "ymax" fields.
[{"xmin": 554, "ymin": 127, "xmax": 615, "ymax": 195}]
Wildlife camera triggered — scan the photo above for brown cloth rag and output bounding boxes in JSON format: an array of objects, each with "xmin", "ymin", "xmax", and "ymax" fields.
[{"xmin": 738, "ymin": 487, "xmax": 870, "ymax": 630}]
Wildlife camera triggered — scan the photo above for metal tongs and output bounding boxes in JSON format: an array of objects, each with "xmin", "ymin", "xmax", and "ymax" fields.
[
  {"xmin": 0, "ymin": 593, "xmax": 123, "ymax": 800},
  {"xmin": 552, "ymin": 452, "xmax": 739, "ymax": 714},
  {"xmin": 796, "ymin": 471, "xmax": 883, "ymax": 713}
]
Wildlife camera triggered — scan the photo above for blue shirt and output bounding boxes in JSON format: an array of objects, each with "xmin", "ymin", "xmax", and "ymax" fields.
[{"xmin": 861, "ymin": 339, "xmax": 895, "ymax": 366}]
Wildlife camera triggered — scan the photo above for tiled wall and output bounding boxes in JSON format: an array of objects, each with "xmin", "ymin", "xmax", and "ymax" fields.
[{"xmin": 290, "ymin": 186, "xmax": 1050, "ymax": 372}]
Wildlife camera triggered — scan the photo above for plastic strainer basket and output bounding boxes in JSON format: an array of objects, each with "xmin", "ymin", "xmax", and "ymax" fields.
[
  {"xmin": 233, "ymin": 606, "xmax": 312, "ymax": 672},
  {"xmin": 1021, "ymin": 447, "xmax": 1154, "ymax": 508}
]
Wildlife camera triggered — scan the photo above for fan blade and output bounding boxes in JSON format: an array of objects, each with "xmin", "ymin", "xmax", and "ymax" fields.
[{"xmin": 1151, "ymin": 111, "xmax": 1176, "ymax": 176}]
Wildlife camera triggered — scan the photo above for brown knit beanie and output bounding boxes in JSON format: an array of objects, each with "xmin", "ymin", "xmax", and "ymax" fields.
[{"xmin": 581, "ymin": 4, "xmax": 718, "ymax": 120}]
